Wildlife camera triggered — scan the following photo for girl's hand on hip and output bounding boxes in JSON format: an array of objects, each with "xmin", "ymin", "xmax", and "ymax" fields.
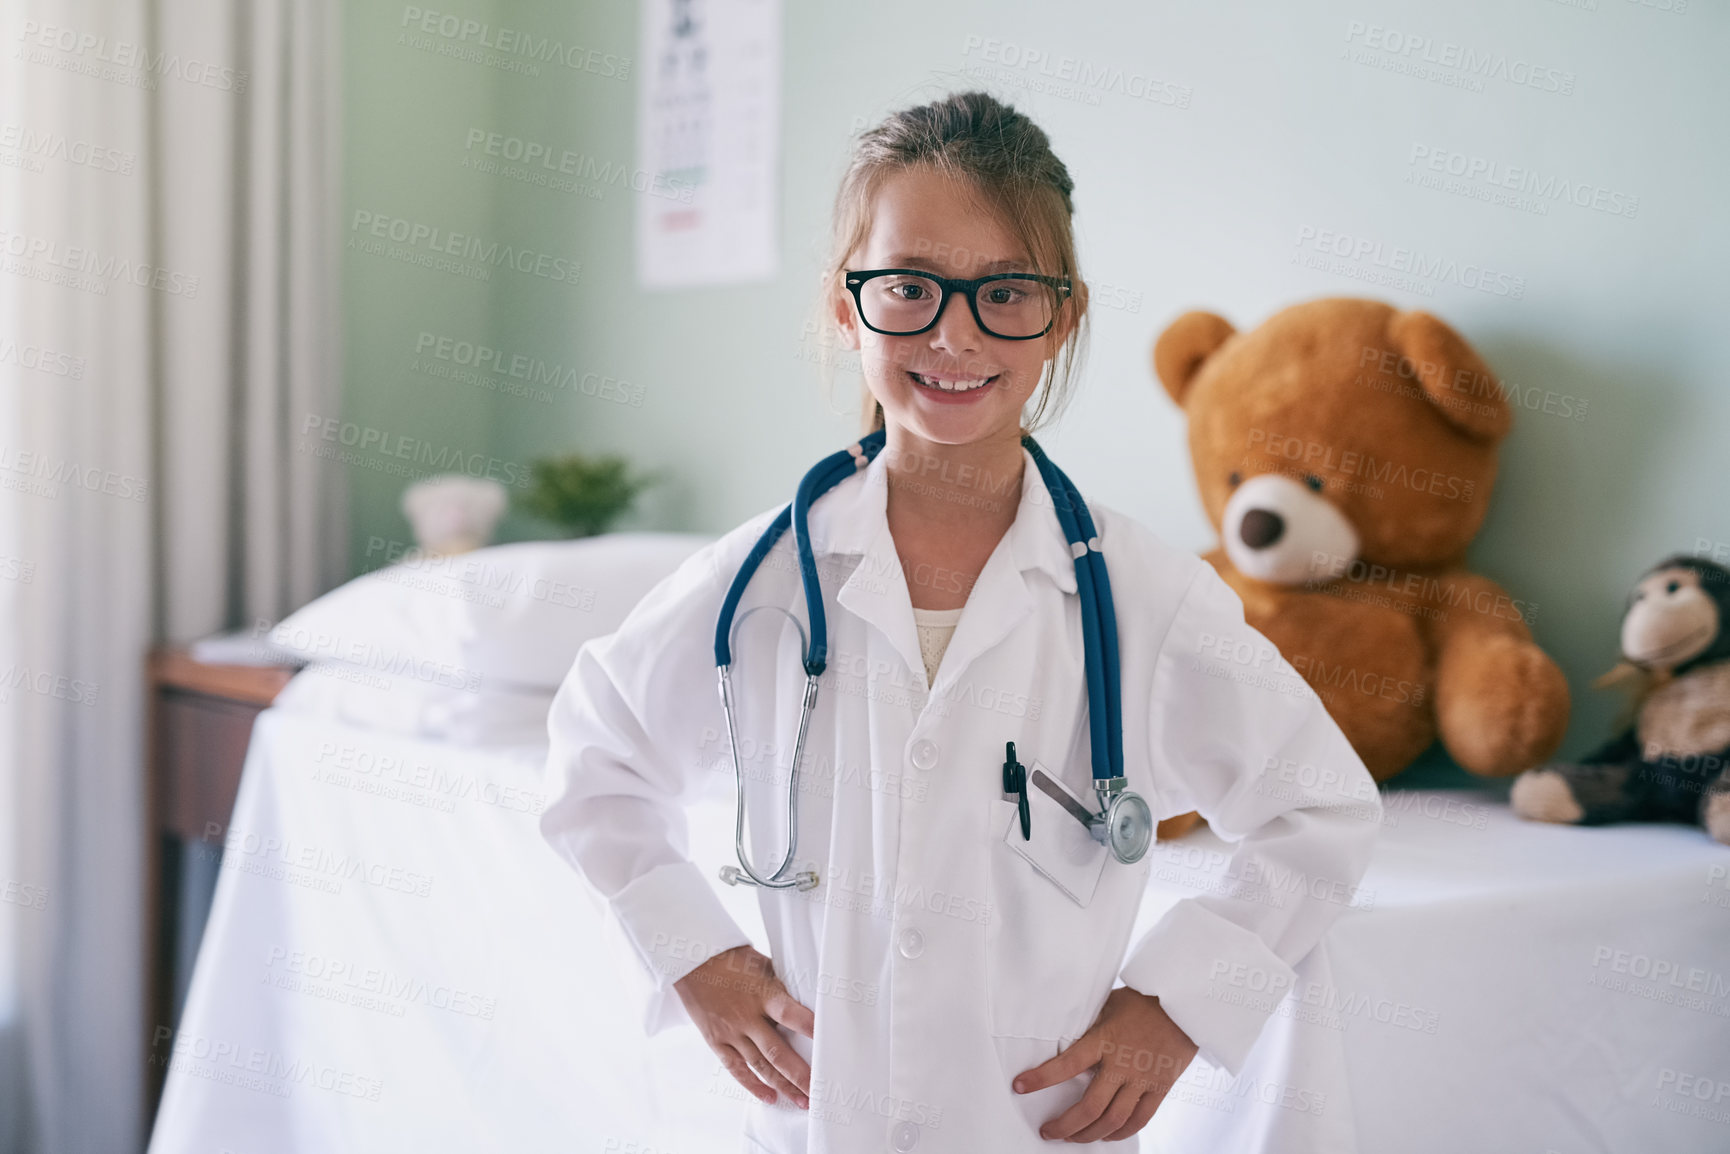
[
  {"xmin": 674, "ymin": 944, "xmax": 815, "ymax": 1111},
  {"xmin": 1012, "ymin": 985, "xmax": 1198, "ymax": 1142}
]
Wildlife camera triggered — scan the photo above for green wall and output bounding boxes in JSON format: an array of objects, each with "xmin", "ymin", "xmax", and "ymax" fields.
[
  {"xmin": 342, "ymin": 0, "xmax": 1730, "ymax": 780},
  {"xmin": 341, "ymin": 0, "xmax": 506, "ymax": 568}
]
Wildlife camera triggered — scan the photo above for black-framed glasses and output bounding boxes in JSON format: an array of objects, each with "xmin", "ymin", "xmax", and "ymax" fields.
[{"xmin": 844, "ymin": 268, "xmax": 1073, "ymax": 341}]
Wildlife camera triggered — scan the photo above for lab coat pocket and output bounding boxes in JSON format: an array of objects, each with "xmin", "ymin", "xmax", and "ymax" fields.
[
  {"xmin": 1004, "ymin": 765, "xmax": 1109, "ymax": 907},
  {"xmin": 984, "ymin": 798, "xmax": 1121, "ymax": 1043},
  {"xmin": 992, "ymin": 1033, "xmax": 1092, "ymax": 1142}
]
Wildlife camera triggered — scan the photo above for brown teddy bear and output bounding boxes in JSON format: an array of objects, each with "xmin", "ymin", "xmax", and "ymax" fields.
[{"xmin": 1152, "ymin": 297, "xmax": 1570, "ymax": 783}]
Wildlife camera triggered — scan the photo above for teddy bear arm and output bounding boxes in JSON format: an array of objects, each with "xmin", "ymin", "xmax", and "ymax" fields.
[
  {"xmin": 1422, "ymin": 570, "xmax": 1539, "ymax": 653},
  {"xmin": 1428, "ymin": 572, "xmax": 1570, "ymax": 776}
]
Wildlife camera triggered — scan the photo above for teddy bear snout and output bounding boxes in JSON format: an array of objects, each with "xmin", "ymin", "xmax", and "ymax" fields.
[
  {"xmin": 1222, "ymin": 473, "xmax": 1361, "ymax": 587},
  {"xmin": 1239, "ymin": 508, "xmax": 1285, "ymax": 549}
]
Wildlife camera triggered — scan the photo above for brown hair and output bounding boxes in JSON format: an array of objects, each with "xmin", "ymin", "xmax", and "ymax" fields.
[{"xmin": 818, "ymin": 91, "xmax": 1090, "ymax": 434}]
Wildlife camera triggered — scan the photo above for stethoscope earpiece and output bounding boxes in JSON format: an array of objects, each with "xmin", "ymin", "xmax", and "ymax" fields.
[{"xmin": 716, "ymin": 604, "xmax": 824, "ymax": 891}]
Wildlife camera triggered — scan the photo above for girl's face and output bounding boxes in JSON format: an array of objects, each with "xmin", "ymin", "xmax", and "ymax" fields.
[{"xmin": 833, "ymin": 166, "xmax": 1069, "ymax": 449}]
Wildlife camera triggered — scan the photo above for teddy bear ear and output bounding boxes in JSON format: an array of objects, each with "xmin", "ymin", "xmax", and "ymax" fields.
[
  {"xmin": 1385, "ymin": 310, "xmax": 1513, "ymax": 444},
  {"xmin": 1152, "ymin": 311, "xmax": 1235, "ymax": 408}
]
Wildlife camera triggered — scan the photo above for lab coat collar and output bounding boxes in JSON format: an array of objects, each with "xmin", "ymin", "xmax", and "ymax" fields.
[
  {"xmin": 810, "ymin": 441, "xmax": 1081, "ymax": 693},
  {"xmin": 805, "ymin": 442, "xmax": 1081, "ymax": 596}
]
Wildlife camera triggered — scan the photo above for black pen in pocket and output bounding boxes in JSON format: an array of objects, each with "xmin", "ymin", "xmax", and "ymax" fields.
[{"xmin": 1002, "ymin": 741, "xmax": 1031, "ymax": 840}]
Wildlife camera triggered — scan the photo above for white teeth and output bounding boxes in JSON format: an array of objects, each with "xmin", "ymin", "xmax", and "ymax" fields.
[{"xmin": 913, "ymin": 372, "xmax": 992, "ymax": 392}]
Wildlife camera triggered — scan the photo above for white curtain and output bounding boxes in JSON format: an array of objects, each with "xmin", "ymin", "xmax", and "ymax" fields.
[{"xmin": 0, "ymin": 1, "xmax": 345, "ymax": 1150}]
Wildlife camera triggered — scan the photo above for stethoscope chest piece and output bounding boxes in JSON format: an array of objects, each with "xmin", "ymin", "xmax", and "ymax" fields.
[{"xmin": 1093, "ymin": 787, "xmax": 1154, "ymax": 864}]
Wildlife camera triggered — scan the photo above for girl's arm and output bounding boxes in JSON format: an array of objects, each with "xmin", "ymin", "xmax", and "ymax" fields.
[
  {"xmin": 1118, "ymin": 561, "xmax": 1382, "ymax": 1076},
  {"xmin": 539, "ymin": 542, "xmax": 756, "ymax": 1035}
]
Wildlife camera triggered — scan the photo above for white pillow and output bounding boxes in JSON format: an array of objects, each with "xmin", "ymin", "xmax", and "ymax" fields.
[
  {"xmin": 263, "ymin": 532, "xmax": 714, "ymax": 693},
  {"xmin": 270, "ymin": 665, "xmax": 556, "ymax": 746}
]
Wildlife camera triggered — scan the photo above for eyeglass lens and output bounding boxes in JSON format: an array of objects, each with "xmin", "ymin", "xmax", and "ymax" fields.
[{"xmin": 859, "ymin": 274, "xmax": 1056, "ymax": 339}]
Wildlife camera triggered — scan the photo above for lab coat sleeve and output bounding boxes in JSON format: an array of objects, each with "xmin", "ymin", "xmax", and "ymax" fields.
[
  {"xmin": 1116, "ymin": 561, "xmax": 1381, "ymax": 1076},
  {"xmin": 539, "ymin": 543, "xmax": 755, "ymax": 1037}
]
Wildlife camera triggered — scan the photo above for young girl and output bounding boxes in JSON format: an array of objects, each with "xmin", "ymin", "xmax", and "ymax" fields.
[{"xmin": 541, "ymin": 92, "xmax": 1378, "ymax": 1152}]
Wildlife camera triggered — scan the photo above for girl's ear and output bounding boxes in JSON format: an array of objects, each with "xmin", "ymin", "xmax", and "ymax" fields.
[
  {"xmin": 1037, "ymin": 290, "xmax": 1081, "ymax": 365},
  {"xmin": 1051, "ymin": 278, "xmax": 1084, "ymax": 348},
  {"xmin": 831, "ymin": 284, "xmax": 861, "ymax": 351}
]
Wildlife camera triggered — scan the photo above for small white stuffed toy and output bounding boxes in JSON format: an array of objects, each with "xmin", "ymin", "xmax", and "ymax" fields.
[{"xmin": 401, "ymin": 474, "xmax": 508, "ymax": 555}]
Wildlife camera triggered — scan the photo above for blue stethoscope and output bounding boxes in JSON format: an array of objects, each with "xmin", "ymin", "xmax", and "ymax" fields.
[{"xmin": 713, "ymin": 427, "xmax": 1153, "ymax": 891}]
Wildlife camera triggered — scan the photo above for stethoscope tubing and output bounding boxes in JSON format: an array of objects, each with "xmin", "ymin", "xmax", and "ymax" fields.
[
  {"xmin": 1024, "ymin": 438, "xmax": 1124, "ymax": 790},
  {"xmin": 713, "ymin": 429, "xmax": 887, "ymax": 673}
]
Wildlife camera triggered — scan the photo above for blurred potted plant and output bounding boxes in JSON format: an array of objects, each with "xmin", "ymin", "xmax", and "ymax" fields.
[{"xmin": 520, "ymin": 453, "xmax": 655, "ymax": 537}]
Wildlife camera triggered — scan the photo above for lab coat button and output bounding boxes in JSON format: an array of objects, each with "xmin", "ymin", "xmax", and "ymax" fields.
[
  {"xmin": 897, "ymin": 928, "xmax": 925, "ymax": 959},
  {"xmin": 891, "ymin": 1119, "xmax": 920, "ymax": 1151},
  {"xmin": 910, "ymin": 739, "xmax": 938, "ymax": 770}
]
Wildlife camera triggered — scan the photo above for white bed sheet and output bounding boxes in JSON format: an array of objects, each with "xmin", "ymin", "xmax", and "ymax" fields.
[
  {"xmin": 1134, "ymin": 793, "xmax": 1730, "ymax": 1154},
  {"xmin": 148, "ymin": 706, "xmax": 1730, "ymax": 1153},
  {"xmin": 147, "ymin": 705, "xmax": 765, "ymax": 1154}
]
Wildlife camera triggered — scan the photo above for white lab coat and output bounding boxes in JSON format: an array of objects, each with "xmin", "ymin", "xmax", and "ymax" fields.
[{"xmin": 541, "ymin": 446, "xmax": 1380, "ymax": 1153}]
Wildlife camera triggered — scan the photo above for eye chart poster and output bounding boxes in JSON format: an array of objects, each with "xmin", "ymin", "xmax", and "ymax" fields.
[{"xmin": 636, "ymin": 0, "xmax": 782, "ymax": 288}]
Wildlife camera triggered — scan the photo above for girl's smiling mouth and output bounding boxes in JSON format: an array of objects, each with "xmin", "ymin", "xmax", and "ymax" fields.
[{"xmin": 908, "ymin": 369, "xmax": 999, "ymax": 396}]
